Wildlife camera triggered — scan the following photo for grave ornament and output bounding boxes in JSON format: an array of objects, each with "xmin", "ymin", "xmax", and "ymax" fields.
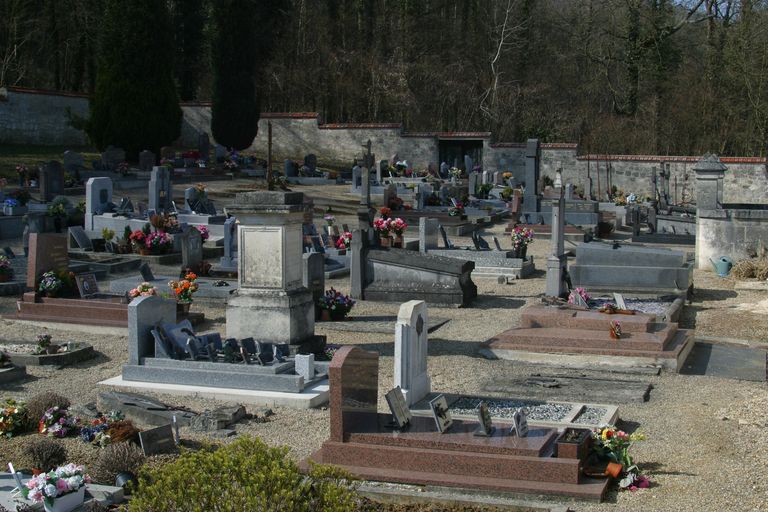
[
  {"xmin": 385, "ymin": 386, "xmax": 412, "ymax": 430},
  {"xmin": 429, "ymin": 394, "xmax": 453, "ymax": 433},
  {"xmin": 511, "ymin": 408, "xmax": 529, "ymax": 437},
  {"xmin": 474, "ymin": 401, "xmax": 494, "ymax": 437}
]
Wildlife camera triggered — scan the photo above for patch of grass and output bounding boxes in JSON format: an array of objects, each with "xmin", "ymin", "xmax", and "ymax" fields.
[{"xmin": 0, "ymin": 145, "xmax": 100, "ymax": 181}]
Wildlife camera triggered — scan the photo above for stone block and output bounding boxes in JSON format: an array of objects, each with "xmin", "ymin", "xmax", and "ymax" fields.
[
  {"xmin": 128, "ymin": 295, "xmax": 177, "ymax": 365},
  {"xmin": 394, "ymin": 300, "xmax": 431, "ymax": 406}
]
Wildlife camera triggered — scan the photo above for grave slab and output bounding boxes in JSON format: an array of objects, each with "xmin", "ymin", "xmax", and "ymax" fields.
[
  {"xmin": 317, "ymin": 315, "xmax": 449, "ymax": 334},
  {"xmin": 680, "ymin": 341, "xmax": 767, "ymax": 382}
]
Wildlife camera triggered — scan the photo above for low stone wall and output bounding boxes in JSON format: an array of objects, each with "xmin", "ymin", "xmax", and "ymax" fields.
[
  {"xmin": 0, "ymin": 87, "xmax": 89, "ymax": 145},
  {"xmin": 696, "ymin": 207, "xmax": 768, "ymax": 269}
]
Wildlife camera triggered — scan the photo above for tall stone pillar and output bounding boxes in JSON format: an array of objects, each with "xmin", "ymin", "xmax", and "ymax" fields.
[
  {"xmin": 692, "ymin": 154, "xmax": 727, "ymax": 211},
  {"xmin": 225, "ymin": 191, "xmax": 314, "ymax": 344},
  {"xmin": 523, "ymin": 139, "xmax": 541, "ymax": 214},
  {"xmin": 545, "ymin": 186, "xmax": 567, "ymax": 298}
]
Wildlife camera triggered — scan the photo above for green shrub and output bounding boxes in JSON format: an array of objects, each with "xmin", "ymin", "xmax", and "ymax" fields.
[
  {"xmin": 26, "ymin": 392, "xmax": 70, "ymax": 426},
  {"xmin": 90, "ymin": 441, "xmax": 145, "ymax": 485},
  {"xmin": 129, "ymin": 436, "xmax": 357, "ymax": 512},
  {"xmin": 28, "ymin": 438, "xmax": 68, "ymax": 472}
]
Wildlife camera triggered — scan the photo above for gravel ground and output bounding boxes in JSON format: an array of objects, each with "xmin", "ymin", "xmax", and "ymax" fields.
[{"xmin": 0, "ymin": 182, "xmax": 766, "ymax": 511}]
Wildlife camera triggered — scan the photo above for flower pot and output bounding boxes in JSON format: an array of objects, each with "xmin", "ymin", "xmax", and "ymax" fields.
[
  {"xmin": 44, "ymin": 486, "xmax": 85, "ymax": 512},
  {"xmin": 320, "ymin": 309, "xmax": 331, "ymax": 322},
  {"xmin": 139, "ymin": 248, "xmax": 151, "ymax": 256},
  {"xmin": 392, "ymin": 235, "xmax": 404, "ymax": 248},
  {"xmin": 605, "ymin": 461, "xmax": 623, "ymax": 479},
  {"xmin": 177, "ymin": 302, "xmax": 191, "ymax": 316},
  {"xmin": 379, "ymin": 236, "xmax": 391, "ymax": 248},
  {"xmin": 555, "ymin": 428, "xmax": 592, "ymax": 459}
]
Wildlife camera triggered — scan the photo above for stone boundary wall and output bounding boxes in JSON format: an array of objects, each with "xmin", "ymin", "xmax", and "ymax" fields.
[{"xmin": 2, "ymin": 87, "xmax": 766, "ymax": 203}]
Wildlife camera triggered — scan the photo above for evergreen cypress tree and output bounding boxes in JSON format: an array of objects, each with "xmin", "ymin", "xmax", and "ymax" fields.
[
  {"xmin": 211, "ymin": 0, "xmax": 287, "ymax": 150},
  {"xmin": 172, "ymin": 0, "xmax": 206, "ymax": 101},
  {"xmin": 87, "ymin": 0, "xmax": 181, "ymax": 159}
]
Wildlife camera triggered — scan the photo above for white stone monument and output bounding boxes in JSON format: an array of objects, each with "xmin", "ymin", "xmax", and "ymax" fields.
[{"xmin": 394, "ymin": 300, "xmax": 431, "ymax": 406}]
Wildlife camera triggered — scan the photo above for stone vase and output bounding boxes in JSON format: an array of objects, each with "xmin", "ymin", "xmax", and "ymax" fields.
[
  {"xmin": 44, "ymin": 487, "xmax": 85, "ymax": 512},
  {"xmin": 177, "ymin": 302, "xmax": 191, "ymax": 316},
  {"xmin": 320, "ymin": 309, "xmax": 331, "ymax": 322},
  {"xmin": 379, "ymin": 236, "xmax": 391, "ymax": 248}
]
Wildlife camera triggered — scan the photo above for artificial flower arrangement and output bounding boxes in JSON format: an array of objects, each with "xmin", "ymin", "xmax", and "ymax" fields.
[
  {"xmin": 379, "ymin": 207, "xmax": 392, "ymax": 219},
  {"xmin": 129, "ymin": 229, "xmax": 146, "ymax": 249},
  {"xmin": 336, "ymin": 231, "xmax": 352, "ymax": 250},
  {"xmin": 128, "ymin": 282, "xmax": 157, "ymax": 299},
  {"xmin": 38, "ymin": 271, "xmax": 63, "ymax": 295},
  {"xmin": 389, "ymin": 218, "xmax": 408, "ymax": 237},
  {"xmin": 0, "ymin": 255, "xmax": 13, "ymax": 279},
  {"xmin": 592, "ymin": 425, "xmax": 649, "ymax": 491},
  {"xmin": 21, "ymin": 463, "xmax": 90, "ymax": 506},
  {"xmin": 34, "ymin": 334, "xmax": 54, "ymax": 355},
  {"xmin": 510, "ymin": 226, "xmax": 534, "ymax": 249},
  {"xmin": 448, "ymin": 201, "xmax": 465, "ymax": 217},
  {"xmin": 39, "ymin": 406, "xmax": 79, "ymax": 438},
  {"xmin": 195, "ymin": 225, "xmax": 209, "ymax": 241},
  {"xmin": 15, "ymin": 164, "xmax": 28, "ymax": 176},
  {"xmin": 169, "ymin": 272, "xmax": 199, "ymax": 303},
  {"xmin": 567, "ymin": 287, "xmax": 590, "ymax": 305},
  {"xmin": 145, "ymin": 231, "xmax": 172, "ymax": 254},
  {"xmin": 0, "ymin": 398, "xmax": 27, "ymax": 438},
  {"xmin": 150, "ymin": 213, "xmax": 180, "ymax": 233},
  {"xmin": 448, "ymin": 167, "xmax": 462, "ymax": 179},
  {"xmin": 4, "ymin": 198, "xmax": 19, "ymax": 208},
  {"xmin": 79, "ymin": 410, "xmax": 125, "ymax": 447},
  {"xmin": 373, "ymin": 217, "xmax": 392, "ymax": 237},
  {"xmin": 609, "ymin": 320, "xmax": 622, "ymax": 339},
  {"xmin": 317, "ymin": 288, "xmax": 355, "ymax": 319}
]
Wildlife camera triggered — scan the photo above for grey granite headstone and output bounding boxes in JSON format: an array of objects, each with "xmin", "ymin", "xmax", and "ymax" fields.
[
  {"xmin": 285, "ymin": 159, "xmax": 298, "ymax": 177},
  {"xmin": 440, "ymin": 162, "xmax": 449, "ymax": 178},
  {"xmin": 438, "ymin": 224, "xmax": 453, "ymax": 249},
  {"xmin": 62, "ymin": 150, "xmax": 84, "ymax": 173},
  {"xmin": 464, "ymin": 154, "xmax": 473, "ymax": 173},
  {"xmin": 302, "ymin": 252, "xmax": 324, "ymax": 308},
  {"xmin": 180, "ymin": 228, "xmax": 203, "ymax": 269},
  {"xmin": 148, "ymin": 166, "xmax": 172, "ymax": 213},
  {"xmin": 295, "ymin": 353, "xmax": 315, "ymax": 382},
  {"xmin": 468, "ymin": 172, "xmax": 478, "ymax": 196},
  {"xmin": 69, "ymin": 226, "xmax": 93, "ymax": 251},
  {"xmin": 127, "ymin": 295, "xmax": 177, "ymax": 365},
  {"xmin": 139, "ymin": 262, "xmax": 155, "ymax": 282},
  {"xmin": 419, "ymin": 218, "xmax": 439, "ymax": 254},
  {"xmin": 85, "ymin": 177, "xmax": 113, "ymax": 230},
  {"xmin": 40, "ymin": 160, "xmax": 64, "ymax": 201},
  {"xmin": 220, "ymin": 216, "xmax": 238, "ymax": 270},
  {"xmin": 139, "ymin": 150, "xmax": 156, "ymax": 172}
]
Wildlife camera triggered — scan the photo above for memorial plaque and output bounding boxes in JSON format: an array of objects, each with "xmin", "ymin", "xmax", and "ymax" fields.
[
  {"xmin": 27, "ymin": 234, "xmax": 69, "ymax": 289},
  {"xmin": 474, "ymin": 401, "xmax": 494, "ymax": 437},
  {"xmin": 75, "ymin": 273, "xmax": 99, "ymax": 298},
  {"xmin": 239, "ymin": 226, "xmax": 284, "ymax": 288},
  {"xmin": 139, "ymin": 262, "xmax": 155, "ymax": 282},
  {"xmin": 613, "ymin": 293, "xmax": 627, "ymax": 310},
  {"xmin": 69, "ymin": 226, "xmax": 93, "ymax": 251},
  {"xmin": 429, "ymin": 394, "xmax": 453, "ymax": 433},
  {"xmin": 138, "ymin": 423, "xmax": 178, "ymax": 456},
  {"xmin": 573, "ymin": 293, "xmax": 588, "ymax": 308},
  {"xmin": 385, "ymin": 386, "xmax": 412, "ymax": 429},
  {"xmin": 511, "ymin": 408, "xmax": 529, "ymax": 437}
]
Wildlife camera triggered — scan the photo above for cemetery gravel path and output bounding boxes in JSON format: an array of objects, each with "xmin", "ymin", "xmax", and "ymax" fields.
[{"xmin": 0, "ymin": 187, "xmax": 766, "ymax": 511}]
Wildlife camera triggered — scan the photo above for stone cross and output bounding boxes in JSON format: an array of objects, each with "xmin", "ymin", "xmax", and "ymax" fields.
[
  {"xmin": 394, "ymin": 300, "xmax": 432, "ymax": 406},
  {"xmin": 545, "ymin": 184, "xmax": 567, "ymax": 297}
]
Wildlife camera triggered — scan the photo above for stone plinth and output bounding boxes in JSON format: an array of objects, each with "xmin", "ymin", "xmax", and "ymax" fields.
[
  {"xmin": 569, "ymin": 242, "xmax": 693, "ymax": 294},
  {"xmin": 305, "ymin": 346, "xmax": 609, "ymax": 501},
  {"xmin": 225, "ymin": 191, "xmax": 315, "ymax": 344},
  {"xmin": 482, "ymin": 304, "xmax": 695, "ymax": 371},
  {"xmin": 14, "ymin": 292, "xmax": 129, "ymax": 327}
]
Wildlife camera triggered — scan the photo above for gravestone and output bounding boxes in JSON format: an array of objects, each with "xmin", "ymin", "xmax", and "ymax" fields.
[
  {"xmin": 524, "ymin": 139, "xmax": 540, "ymax": 212},
  {"xmin": 225, "ymin": 191, "xmax": 315, "ymax": 344},
  {"xmin": 351, "ymin": 165, "xmax": 362, "ymax": 189},
  {"xmin": 302, "ymin": 252, "xmax": 324, "ymax": 317},
  {"xmin": 440, "ymin": 162, "xmax": 449, "ymax": 179},
  {"xmin": 482, "ymin": 170, "xmax": 489, "ymax": 185},
  {"xmin": 180, "ymin": 227, "xmax": 203, "ymax": 269},
  {"xmin": 295, "ymin": 353, "xmax": 315, "ymax": 382},
  {"xmin": 39, "ymin": 160, "xmax": 64, "ymax": 201},
  {"xmin": 464, "ymin": 155, "xmax": 473, "ymax": 173},
  {"xmin": 139, "ymin": 262, "xmax": 155, "ymax": 282},
  {"xmin": 304, "ymin": 154, "xmax": 317, "ymax": 173},
  {"xmin": 138, "ymin": 150, "xmax": 156, "ymax": 172},
  {"xmin": 419, "ymin": 218, "xmax": 439, "ymax": 254},
  {"xmin": 375, "ymin": 160, "xmax": 387, "ymax": 184},
  {"xmin": 62, "ymin": 151, "xmax": 84, "ymax": 173},
  {"xmin": 198, "ymin": 133, "xmax": 210, "ymax": 161},
  {"xmin": 382, "ymin": 184, "xmax": 397, "ymax": 209},
  {"xmin": 102, "ymin": 146, "xmax": 126, "ymax": 170},
  {"xmin": 138, "ymin": 423, "xmax": 177, "ymax": 455},
  {"xmin": 128, "ymin": 295, "xmax": 177, "ymax": 365},
  {"xmin": 545, "ymin": 185, "xmax": 567, "ymax": 297},
  {"xmin": 68, "ymin": 226, "xmax": 93, "ymax": 251},
  {"xmin": 85, "ymin": 177, "xmax": 114, "ymax": 230},
  {"xmin": 220, "ymin": 216, "xmax": 238, "ymax": 270},
  {"xmin": 27, "ymin": 233, "xmax": 68, "ymax": 289},
  {"xmin": 214, "ymin": 144, "xmax": 226, "ymax": 163},
  {"xmin": 148, "ymin": 167, "xmax": 172, "ymax": 213},
  {"xmin": 438, "ymin": 224, "xmax": 454, "ymax": 249},
  {"xmin": 468, "ymin": 172, "xmax": 478, "ymax": 196},
  {"xmin": 416, "ymin": 183, "xmax": 431, "ymax": 210},
  {"xmin": 285, "ymin": 159, "xmax": 298, "ymax": 177},
  {"xmin": 394, "ymin": 300, "xmax": 431, "ymax": 406},
  {"xmin": 329, "ymin": 346, "xmax": 379, "ymax": 442}
]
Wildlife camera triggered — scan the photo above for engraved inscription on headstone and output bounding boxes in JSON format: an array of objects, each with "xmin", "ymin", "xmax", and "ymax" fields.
[
  {"xmin": 385, "ymin": 386, "xmax": 412, "ymax": 430},
  {"xmin": 429, "ymin": 394, "xmax": 453, "ymax": 433}
]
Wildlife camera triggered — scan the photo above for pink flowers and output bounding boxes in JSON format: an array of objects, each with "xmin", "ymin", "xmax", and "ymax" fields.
[
  {"xmin": 128, "ymin": 282, "xmax": 157, "ymax": 299},
  {"xmin": 511, "ymin": 226, "xmax": 534, "ymax": 248},
  {"xmin": 390, "ymin": 218, "xmax": 408, "ymax": 236},
  {"xmin": 195, "ymin": 225, "xmax": 209, "ymax": 241},
  {"xmin": 336, "ymin": 231, "xmax": 352, "ymax": 250},
  {"xmin": 567, "ymin": 287, "xmax": 590, "ymax": 305},
  {"xmin": 373, "ymin": 217, "xmax": 392, "ymax": 236}
]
